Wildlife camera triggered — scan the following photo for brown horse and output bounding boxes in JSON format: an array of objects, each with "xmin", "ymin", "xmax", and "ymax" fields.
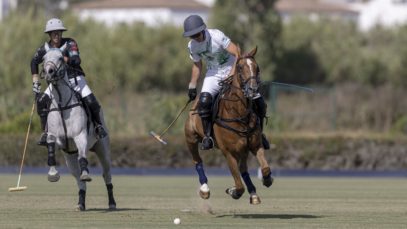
[{"xmin": 185, "ymin": 47, "xmax": 273, "ymax": 204}]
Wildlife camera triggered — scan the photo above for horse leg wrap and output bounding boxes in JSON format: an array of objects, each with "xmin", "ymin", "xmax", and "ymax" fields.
[
  {"xmin": 195, "ymin": 162, "xmax": 208, "ymax": 185},
  {"xmin": 106, "ymin": 184, "xmax": 116, "ymax": 209},
  {"xmin": 47, "ymin": 142, "xmax": 57, "ymax": 166},
  {"xmin": 261, "ymin": 167, "xmax": 273, "ymax": 187},
  {"xmin": 78, "ymin": 189, "xmax": 86, "ymax": 211},
  {"xmin": 79, "ymin": 158, "xmax": 89, "ymax": 173},
  {"xmin": 241, "ymin": 171, "xmax": 256, "ymax": 194}
]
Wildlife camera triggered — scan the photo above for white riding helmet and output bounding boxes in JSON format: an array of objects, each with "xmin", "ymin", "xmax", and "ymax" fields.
[{"xmin": 44, "ymin": 18, "xmax": 67, "ymax": 33}]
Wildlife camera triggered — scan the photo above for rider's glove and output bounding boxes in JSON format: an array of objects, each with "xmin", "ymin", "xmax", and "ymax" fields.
[
  {"xmin": 33, "ymin": 81, "xmax": 41, "ymax": 95},
  {"xmin": 188, "ymin": 88, "xmax": 197, "ymax": 101}
]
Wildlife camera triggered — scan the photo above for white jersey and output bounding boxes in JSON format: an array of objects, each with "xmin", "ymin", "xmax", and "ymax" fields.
[{"xmin": 188, "ymin": 29, "xmax": 235, "ymax": 70}]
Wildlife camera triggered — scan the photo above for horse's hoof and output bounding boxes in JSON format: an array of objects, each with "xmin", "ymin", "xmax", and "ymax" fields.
[
  {"xmin": 199, "ymin": 183, "xmax": 210, "ymax": 199},
  {"xmin": 225, "ymin": 187, "xmax": 244, "ymax": 200},
  {"xmin": 47, "ymin": 173, "xmax": 60, "ymax": 182},
  {"xmin": 108, "ymin": 204, "xmax": 117, "ymax": 210},
  {"xmin": 199, "ymin": 190, "xmax": 210, "ymax": 199},
  {"xmin": 263, "ymin": 176, "xmax": 274, "ymax": 188},
  {"xmin": 75, "ymin": 204, "xmax": 86, "ymax": 211},
  {"xmin": 250, "ymin": 194, "xmax": 261, "ymax": 205}
]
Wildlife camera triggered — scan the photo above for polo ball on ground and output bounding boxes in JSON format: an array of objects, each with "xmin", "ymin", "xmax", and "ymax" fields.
[{"xmin": 173, "ymin": 218, "xmax": 181, "ymax": 225}]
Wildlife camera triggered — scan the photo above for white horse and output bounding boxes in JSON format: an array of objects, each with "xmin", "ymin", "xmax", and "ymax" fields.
[{"xmin": 42, "ymin": 43, "xmax": 116, "ymax": 211}]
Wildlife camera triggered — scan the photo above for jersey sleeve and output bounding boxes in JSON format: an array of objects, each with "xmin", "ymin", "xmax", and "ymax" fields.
[
  {"xmin": 30, "ymin": 46, "xmax": 46, "ymax": 75},
  {"xmin": 67, "ymin": 39, "xmax": 80, "ymax": 57}
]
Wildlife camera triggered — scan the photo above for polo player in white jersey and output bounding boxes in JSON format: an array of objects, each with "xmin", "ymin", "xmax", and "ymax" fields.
[{"xmin": 183, "ymin": 15, "xmax": 270, "ymax": 150}]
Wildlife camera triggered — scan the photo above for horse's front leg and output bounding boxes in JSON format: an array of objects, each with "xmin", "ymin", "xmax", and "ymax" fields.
[
  {"xmin": 239, "ymin": 152, "xmax": 260, "ymax": 205},
  {"xmin": 224, "ymin": 153, "xmax": 245, "ymax": 200},
  {"xmin": 253, "ymin": 147, "xmax": 273, "ymax": 187},
  {"xmin": 47, "ymin": 134, "xmax": 60, "ymax": 182},
  {"xmin": 74, "ymin": 132, "xmax": 92, "ymax": 182},
  {"xmin": 64, "ymin": 152, "xmax": 87, "ymax": 211}
]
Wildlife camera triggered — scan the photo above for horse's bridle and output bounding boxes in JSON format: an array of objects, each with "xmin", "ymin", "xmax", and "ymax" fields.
[
  {"xmin": 236, "ymin": 56, "xmax": 261, "ymax": 99},
  {"xmin": 214, "ymin": 56, "xmax": 261, "ymax": 136}
]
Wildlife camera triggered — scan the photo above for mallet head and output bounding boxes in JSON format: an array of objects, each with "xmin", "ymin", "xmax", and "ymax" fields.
[
  {"xmin": 8, "ymin": 186, "xmax": 27, "ymax": 192},
  {"xmin": 149, "ymin": 131, "xmax": 167, "ymax": 145}
]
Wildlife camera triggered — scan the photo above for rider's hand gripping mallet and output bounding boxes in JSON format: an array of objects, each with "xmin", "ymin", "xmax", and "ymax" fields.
[
  {"xmin": 8, "ymin": 100, "xmax": 35, "ymax": 192},
  {"xmin": 150, "ymin": 100, "xmax": 192, "ymax": 145}
]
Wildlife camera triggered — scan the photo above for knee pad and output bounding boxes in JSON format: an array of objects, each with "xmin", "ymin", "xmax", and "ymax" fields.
[
  {"xmin": 198, "ymin": 92, "xmax": 212, "ymax": 118},
  {"xmin": 36, "ymin": 93, "xmax": 51, "ymax": 116}
]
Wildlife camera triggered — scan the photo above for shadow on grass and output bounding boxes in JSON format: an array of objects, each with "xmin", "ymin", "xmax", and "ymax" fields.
[
  {"xmin": 85, "ymin": 208, "xmax": 148, "ymax": 213},
  {"xmin": 217, "ymin": 213, "xmax": 321, "ymax": 219}
]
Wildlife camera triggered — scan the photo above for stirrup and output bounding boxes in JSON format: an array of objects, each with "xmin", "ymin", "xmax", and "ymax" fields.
[
  {"xmin": 95, "ymin": 125, "xmax": 107, "ymax": 139},
  {"xmin": 37, "ymin": 132, "xmax": 48, "ymax": 146},
  {"xmin": 201, "ymin": 137, "xmax": 214, "ymax": 150}
]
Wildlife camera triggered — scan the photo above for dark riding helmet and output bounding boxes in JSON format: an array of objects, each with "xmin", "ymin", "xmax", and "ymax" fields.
[{"xmin": 183, "ymin": 15, "xmax": 206, "ymax": 37}]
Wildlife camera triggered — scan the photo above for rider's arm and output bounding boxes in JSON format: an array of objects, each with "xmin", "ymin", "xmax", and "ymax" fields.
[
  {"xmin": 31, "ymin": 46, "xmax": 45, "ymax": 83},
  {"xmin": 226, "ymin": 41, "xmax": 240, "ymax": 77},
  {"xmin": 189, "ymin": 60, "xmax": 202, "ymax": 89}
]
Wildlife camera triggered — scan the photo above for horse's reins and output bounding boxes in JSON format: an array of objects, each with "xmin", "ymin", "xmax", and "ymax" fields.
[{"xmin": 46, "ymin": 62, "xmax": 83, "ymax": 152}]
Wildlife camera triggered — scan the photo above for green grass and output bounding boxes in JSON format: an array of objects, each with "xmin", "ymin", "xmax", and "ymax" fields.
[{"xmin": 1, "ymin": 174, "xmax": 406, "ymax": 228}]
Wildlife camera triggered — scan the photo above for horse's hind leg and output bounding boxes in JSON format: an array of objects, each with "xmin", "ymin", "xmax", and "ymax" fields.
[
  {"xmin": 239, "ymin": 153, "xmax": 260, "ymax": 205},
  {"xmin": 186, "ymin": 135, "xmax": 210, "ymax": 199},
  {"xmin": 64, "ymin": 153, "xmax": 87, "ymax": 211},
  {"xmin": 253, "ymin": 147, "xmax": 273, "ymax": 187},
  {"xmin": 92, "ymin": 138, "xmax": 116, "ymax": 210}
]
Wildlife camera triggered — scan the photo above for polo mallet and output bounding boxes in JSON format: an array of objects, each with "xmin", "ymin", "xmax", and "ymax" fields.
[
  {"xmin": 271, "ymin": 82, "xmax": 314, "ymax": 93},
  {"xmin": 8, "ymin": 100, "xmax": 35, "ymax": 192},
  {"xmin": 150, "ymin": 99, "xmax": 192, "ymax": 145}
]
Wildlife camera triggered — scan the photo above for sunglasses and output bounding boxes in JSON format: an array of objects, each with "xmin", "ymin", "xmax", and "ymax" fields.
[{"xmin": 190, "ymin": 32, "xmax": 201, "ymax": 39}]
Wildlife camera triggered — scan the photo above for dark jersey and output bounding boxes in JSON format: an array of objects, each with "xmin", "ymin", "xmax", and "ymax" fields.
[{"xmin": 30, "ymin": 37, "xmax": 85, "ymax": 77}]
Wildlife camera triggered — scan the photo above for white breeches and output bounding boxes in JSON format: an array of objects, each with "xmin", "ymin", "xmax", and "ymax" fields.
[
  {"xmin": 201, "ymin": 65, "xmax": 233, "ymax": 97},
  {"xmin": 44, "ymin": 75, "xmax": 92, "ymax": 98}
]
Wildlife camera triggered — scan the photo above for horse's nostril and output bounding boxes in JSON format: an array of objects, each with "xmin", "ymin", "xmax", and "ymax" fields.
[{"xmin": 48, "ymin": 69, "xmax": 54, "ymax": 75}]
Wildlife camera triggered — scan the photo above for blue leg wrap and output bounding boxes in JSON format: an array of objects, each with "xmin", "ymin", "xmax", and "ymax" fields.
[
  {"xmin": 195, "ymin": 162, "xmax": 208, "ymax": 185},
  {"xmin": 241, "ymin": 171, "xmax": 256, "ymax": 194}
]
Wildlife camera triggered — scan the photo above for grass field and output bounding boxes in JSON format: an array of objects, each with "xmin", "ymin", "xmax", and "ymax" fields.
[{"xmin": 1, "ymin": 174, "xmax": 406, "ymax": 229}]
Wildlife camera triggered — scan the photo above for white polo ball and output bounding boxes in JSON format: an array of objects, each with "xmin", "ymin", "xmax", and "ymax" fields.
[{"xmin": 173, "ymin": 218, "xmax": 181, "ymax": 225}]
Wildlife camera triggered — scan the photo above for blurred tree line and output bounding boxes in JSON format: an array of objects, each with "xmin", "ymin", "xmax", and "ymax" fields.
[{"xmin": 1, "ymin": 0, "xmax": 407, "ymax": 134}]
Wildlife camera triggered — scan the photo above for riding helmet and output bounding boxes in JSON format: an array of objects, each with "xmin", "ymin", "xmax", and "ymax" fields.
[
  {"xmin": 183, "ymin": 15, "xmax": 206, "ymax": 37},
  {"xmin": 44, "ymin": 18, "xmax": 67, "ymax": 33}
]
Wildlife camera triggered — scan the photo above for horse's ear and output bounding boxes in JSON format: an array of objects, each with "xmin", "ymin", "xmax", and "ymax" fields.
[
  {"xmin": 60, "ymin": 42, "xmax": 67, "ymax": 52},
  {"xmin": 248, "ymin": 46, "xmax": 257, "ymax": 57},
  {"xmin": 44, "ymin": 42, "xmax": 49, "ymax": 52}
]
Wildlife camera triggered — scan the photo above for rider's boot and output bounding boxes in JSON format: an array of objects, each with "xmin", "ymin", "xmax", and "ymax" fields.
[
  {"xmin": 82, "ymin": 94, "xmax": 108, "ymax": 139},
  {"xmin": 36, "ymin": 93, "xmax": 50, "ymax": 146},
  {"xmin": 254, "ymin": 96, "xmax": 270, "ymax": 150},
  {"xmin": 198, "ymin": 92, "xmax": 214, "ymax": 150}
]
